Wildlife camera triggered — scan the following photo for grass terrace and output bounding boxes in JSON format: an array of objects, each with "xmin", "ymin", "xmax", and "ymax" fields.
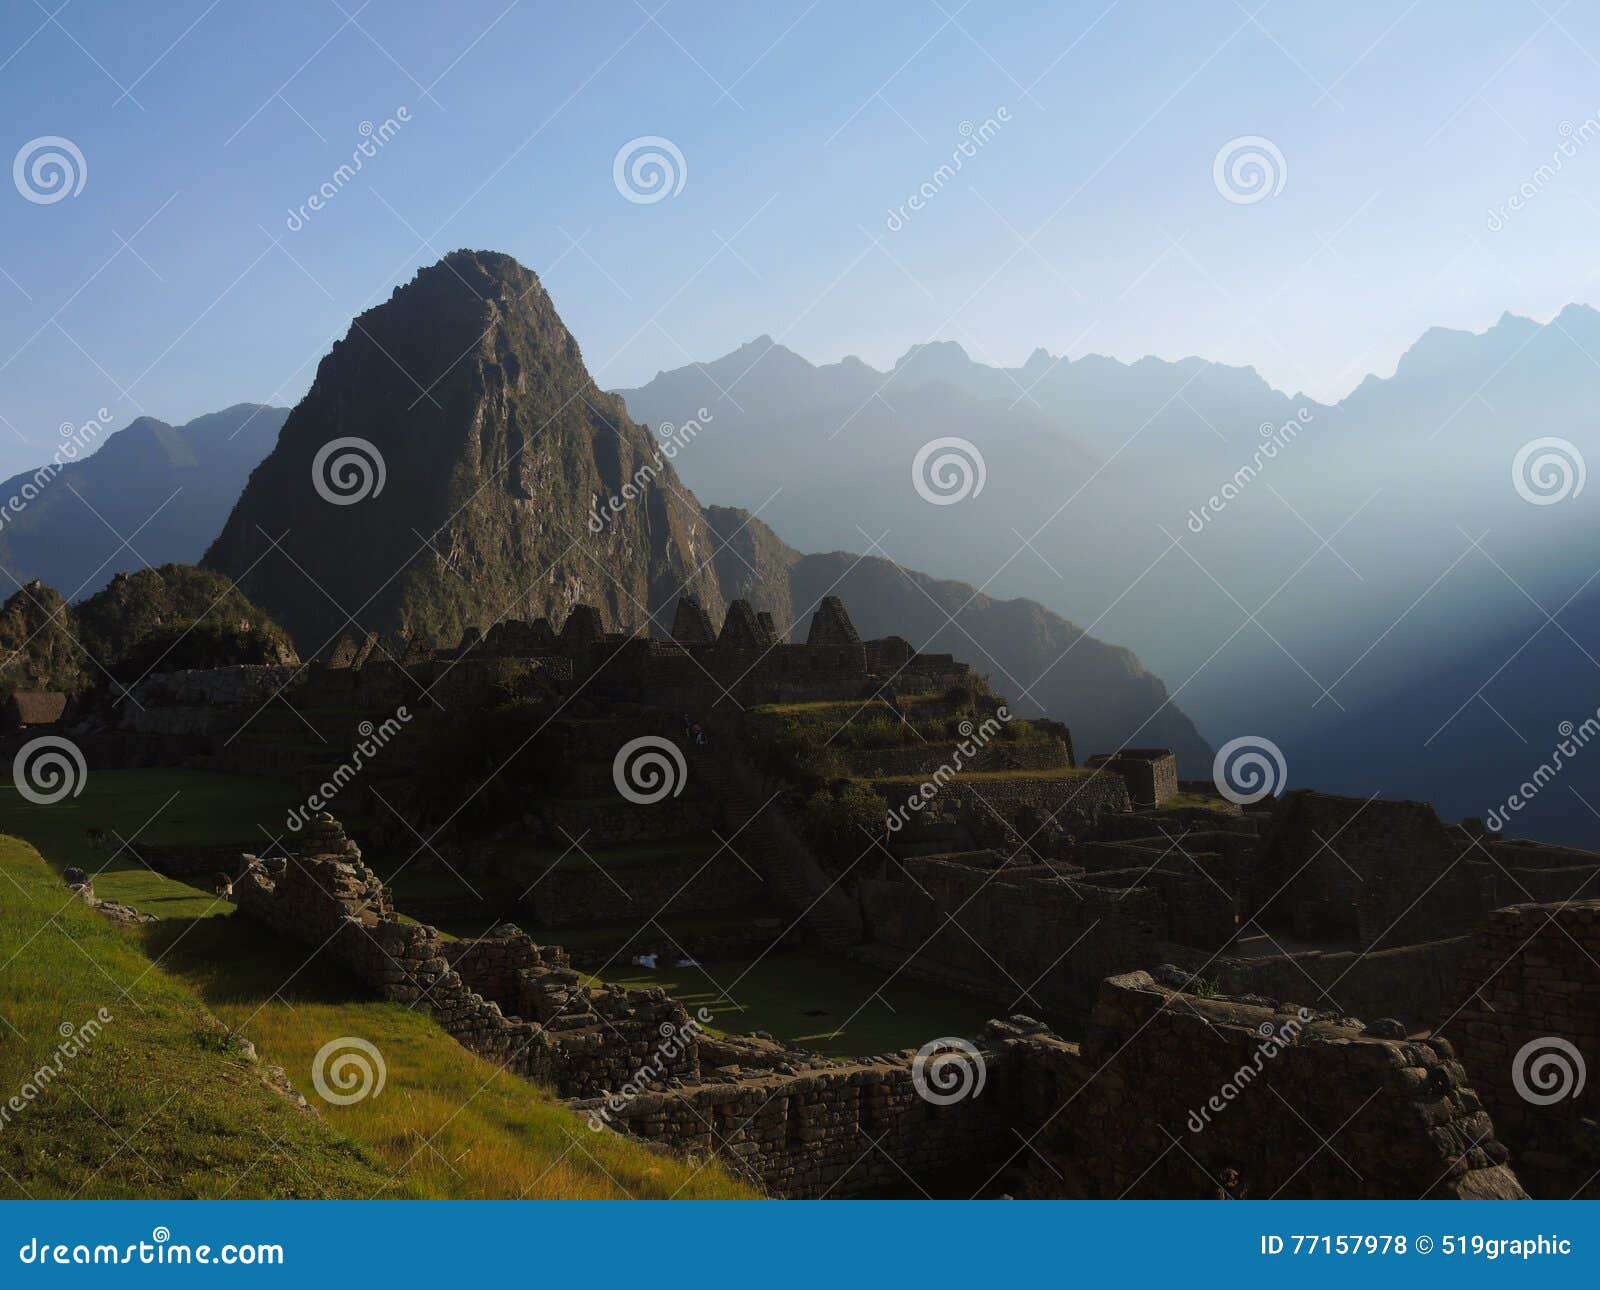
[
  {"xmin": 0, "ymin": 769, "xmax": 303, "ymax": 919},
  {"xmin": 583, "ymin": 952, "xmax": 996, "ymax": 1057},
  {"xmin": 866, "ymin": 767, "xmax": 1097, "ymax": 785}
]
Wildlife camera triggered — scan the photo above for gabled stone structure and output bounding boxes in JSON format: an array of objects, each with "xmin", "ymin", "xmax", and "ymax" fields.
[
  {"xmin": 559, "ymin": 604, "xmax": 604, "ymax": 652},
  {"xmin": 348, "ymin": 631, "xmax": 381, "ymax": 669},
  {"xmin": 484, "ymin": 619, "xmax": 556, "ymax": 656},
  {"xmin": 806, "ymin": 595, "xmax": 861, "ymax": 646},
  {"xmin": 717, "ymin": 599, "xmax": 768, "ymax": 651},
  {"xmin": 327, "ymin": 634, "xmax": 362, "ymax": 668},
  {"xmin": 670, "ymin": 594, "xmax": 717, "ymax": 646}
]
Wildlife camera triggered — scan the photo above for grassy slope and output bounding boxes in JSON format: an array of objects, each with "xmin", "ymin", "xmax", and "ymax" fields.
[
  {"xmin": 0, "ymin": 774, "xmax": 749, "ymax": 1200},
  {"xmin": 0, "ymin": 835, "xmax": 395, "ymax": 1199}
]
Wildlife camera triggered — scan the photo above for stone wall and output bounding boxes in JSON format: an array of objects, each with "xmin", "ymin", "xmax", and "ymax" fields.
[
  {"xmin": 231, "ymin": 814, "xmax": 1006, "ymax": 1197},
  {"xmin": 1215, "ymin": 935, "xmax": 1473, "ymax": 1030},
  {"xmin": 578, "ymin": 1048, "xmax": 1009, "ymax": 1198},
  {"xmin": 1439, "ymin": 900, "xmax": 1600, "ymax": 1198},
  {"xmin": 231, "ymin": 817, "xmax": 692, "ymax": 1099},
  {"xmin": 1084, "ymin": 748, "xmax": 1178, "ymax": 808},
  {"xmin": 995, "ymin": 972, "xmax": 1525, "ymax": 1199},
  {"xmin": 857, "ymin": 856, "xmax": 1168, "ymax": 1013},
  {"xmin": 118, "ymin": 665, "xmax": 301, "ymax": 736},
  {"xmin": 1252, "ymin": 793, "xmax": 1490, "ymax": 947}
]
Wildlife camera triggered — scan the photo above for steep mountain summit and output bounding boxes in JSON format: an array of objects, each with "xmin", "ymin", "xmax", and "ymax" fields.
[{"xmin": 204, "ymin": 250, "xmax": 725, "ymax": 652}]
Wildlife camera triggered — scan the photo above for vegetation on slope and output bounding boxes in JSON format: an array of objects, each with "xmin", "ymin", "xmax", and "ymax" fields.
[
  {"xmin": 76, "ymin": 563, "xmax": 298, "ymax": 678},
  {"xmin": 0, "ymin": 564, "xmax": 296, "ymax": 696},
  {"xmin": 0, "ymin": 835, "xmax": 394, "ymax": 1199},
  {"xmin": 0, "ymin": 773, "xmax": 751, "ymax": 1199}
]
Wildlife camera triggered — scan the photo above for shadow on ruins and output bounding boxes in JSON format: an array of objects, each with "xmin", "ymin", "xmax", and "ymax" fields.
[{"xmin": 47, "ymin": 593, "xmax": 1599, "ymax": 1200}]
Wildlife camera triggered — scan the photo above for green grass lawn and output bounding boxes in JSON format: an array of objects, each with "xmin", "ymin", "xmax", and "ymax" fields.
[
  {"xmin": 1159, "ymin": 793, "xmax": 1242, "ymax": 813},
  {"xmin": 0, "ymin": 768, "xmax": 304, "ymax": 919},
  {"xmin": 585, "ymin": 952, "xmax": 996, "ymax": 1057}
]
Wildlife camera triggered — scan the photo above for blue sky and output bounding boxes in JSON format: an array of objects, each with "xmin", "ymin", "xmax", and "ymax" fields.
[{"xmin": 2, "ymin": 0, "xmax": 1599, "ymax": 475}]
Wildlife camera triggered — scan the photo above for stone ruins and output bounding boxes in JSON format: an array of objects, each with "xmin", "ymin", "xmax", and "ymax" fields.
[{"xmin": 89, "ymin": 593, "xmax": 1597, "ymax": 1198}]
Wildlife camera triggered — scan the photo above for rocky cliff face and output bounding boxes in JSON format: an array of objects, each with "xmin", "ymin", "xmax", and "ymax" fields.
[{"xmin": 203, "ymin": 251, "xmax": 725, "ymax": 653}]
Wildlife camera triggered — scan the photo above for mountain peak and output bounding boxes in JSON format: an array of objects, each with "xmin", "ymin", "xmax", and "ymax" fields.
[
  {"xmin": 894, "ymin": 339, "xmax": 974, "ymax": 370},
  {"xmin": 204, "ymin": 250, "xmax": 724, "ymax": 650}
]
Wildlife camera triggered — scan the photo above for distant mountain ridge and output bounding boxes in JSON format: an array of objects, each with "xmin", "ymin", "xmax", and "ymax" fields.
[
  {"xmin": 0, "ymin": 405, "xmax": 285, "ymax": 601},
  {"xmin": 620, "ymin": 306, "xmax": 1600, "ymax": 846}
]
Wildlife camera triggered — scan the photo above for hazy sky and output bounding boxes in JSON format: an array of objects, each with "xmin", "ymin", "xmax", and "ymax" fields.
[{"xmin": 3, "ymin": 0, "xmax": 1599, "ymax": 475}]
